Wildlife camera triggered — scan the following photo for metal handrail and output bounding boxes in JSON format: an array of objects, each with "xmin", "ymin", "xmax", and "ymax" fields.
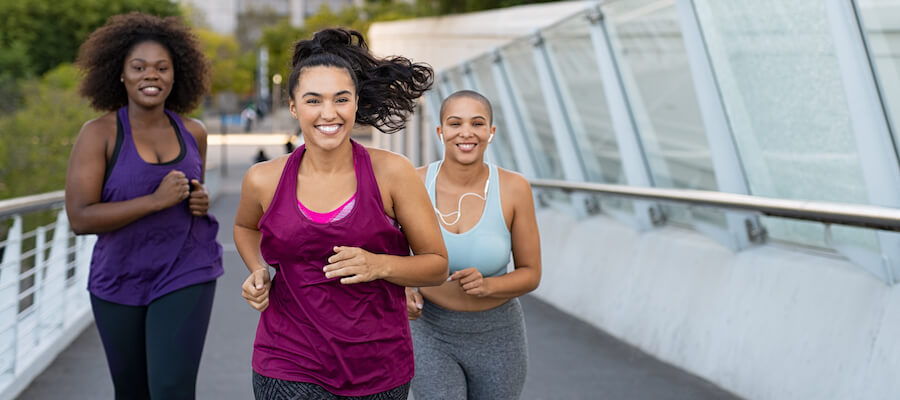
[
  {"xmin": 0, "ymin": 191, "xmax": 65, "ymax": 219},
  {"xmin": 531, "ymin": 179, "xmax": 900, "ymax": 232}
]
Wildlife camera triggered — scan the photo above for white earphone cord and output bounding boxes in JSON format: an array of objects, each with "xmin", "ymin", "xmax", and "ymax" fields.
[{"xmin": 430, "ymin": 161, "xmax": 490, "ymax": 226}]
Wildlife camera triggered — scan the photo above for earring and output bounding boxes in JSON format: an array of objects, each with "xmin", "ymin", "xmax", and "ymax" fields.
[{"xmin": 120, "ymin": 77, "xmax": 124, "ymax": 82}]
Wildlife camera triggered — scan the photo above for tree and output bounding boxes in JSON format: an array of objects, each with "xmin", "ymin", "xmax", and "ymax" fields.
[
  {"xmin": 0, "ymin": 64, "xmax": 97, "ymax": 200},
  {"xmin": 196, "ymin": 29, "xmax": 255, "ymax": 98},
  {"xmin": 0, "ymin": 0, "xmax": 181, "ymax": 79}
]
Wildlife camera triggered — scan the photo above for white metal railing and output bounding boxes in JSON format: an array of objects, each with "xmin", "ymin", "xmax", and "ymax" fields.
[{"xmin": 0, "ymin": 193, "xmax": 95, "ymax": 400}]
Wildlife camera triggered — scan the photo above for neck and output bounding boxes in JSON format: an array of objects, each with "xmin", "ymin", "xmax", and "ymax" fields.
[
  {"xmin": 126, "ymin": 101, "xmax": 168, "ymax": 129},
  {"xmin": 438, "ymin": 158, "xmax": 488, "ymax": 187},
  {"xmin": 300, "ymin": 139, "xmax": 354, "ymax": 175}
]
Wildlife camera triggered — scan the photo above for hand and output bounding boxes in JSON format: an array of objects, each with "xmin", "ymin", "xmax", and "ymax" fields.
[
  {"xmin": 242, "ymin": 269, "xmax": 271, "ymax": 311},
  {"xmin": 323, "ymin": 246, "xmax": 385, "ymax": 284},
  {"xmin": 450, "ymin": 268, "xmax": 491, "ymax": 297},
  {"xmin": 152, "ymin": 170, "xmax": 190, "ymax": 209},
  {"xmin": 188, "ymin": 179, "xmax": 210, "ymax": 216},
  {"xmin": 405, "ymin": 287, "xmax": 423, "ymax": 320}
]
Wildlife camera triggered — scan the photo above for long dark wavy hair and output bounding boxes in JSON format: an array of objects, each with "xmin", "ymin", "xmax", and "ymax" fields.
[
  {"xmin": 288, "ymin": 28, "xmax": 434, "ymax": 134},
  {"xmin": 75, "ymin": 12, "xmax": 210, "ymax": 114}
]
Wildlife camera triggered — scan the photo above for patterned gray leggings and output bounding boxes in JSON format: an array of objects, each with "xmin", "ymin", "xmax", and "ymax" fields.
[
  {"xmin": 252, "ymin": 372, "xmax": 410, "ymax": 400},
  {"xmin": 410, "ymin": 298, "xmax": 528, "ymax": 400}
]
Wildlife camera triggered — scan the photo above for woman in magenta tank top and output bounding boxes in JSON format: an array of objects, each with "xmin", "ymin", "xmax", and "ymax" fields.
[
  {"xmin": 65, "ymin": 13, "xmax": 222, "ymax": 400},
  {"xmin": 233, "ymin": 29, "xmax": 449, "ymax": 399}
]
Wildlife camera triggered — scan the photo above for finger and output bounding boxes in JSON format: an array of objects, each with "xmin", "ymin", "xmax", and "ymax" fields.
[
  {"xmin": 462, "ymin": 281, "xmax": 481, "ymax": 291},
  {"xmin": 459, "ymin": 274, "xmax": 481, "ymax": 286},
  {"xmin": 412, "ymin": 291, "xmax": 423, "ymax": 309},
  {"xmin": 254, "ymin": 271, "xmax": 266, "ymax": 289},
  {"xmin": 327, "ymin": 247, "xmax": 355, "ymax": 264}
]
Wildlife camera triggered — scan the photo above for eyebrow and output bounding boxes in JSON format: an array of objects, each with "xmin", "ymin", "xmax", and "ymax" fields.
[
  {"xmin": 302, "ymin": 90, "xmax": 353, "ymax": 97},
  {"xmin": 128, "ymin": 58, "xmax": 171, "ymax": 64},
  {"xmin": 446, "ymin": 115, "xmax": 487, "ymax": 120}
]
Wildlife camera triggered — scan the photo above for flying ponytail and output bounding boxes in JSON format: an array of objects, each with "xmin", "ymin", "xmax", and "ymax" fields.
[{"xmin": 287, "ymin": 28, "xmax": 434, "ymax": 134}]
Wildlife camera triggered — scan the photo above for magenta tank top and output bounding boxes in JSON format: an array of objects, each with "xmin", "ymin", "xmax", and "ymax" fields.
[{"xmin": 253, "ymin": 140, "xmax": 413, "ymax": 395}]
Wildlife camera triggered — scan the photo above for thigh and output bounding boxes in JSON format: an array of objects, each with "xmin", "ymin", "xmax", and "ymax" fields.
[
  {"xmin": 145, "ymin": 281, "xmax": 217, "ymax": 400},
  {"xmin": 462, "ymin": 305, "xmax": 528, "ymax": 400},
  {"xmin": 90, "ymin": 294, "xmax": 151, "ymax": 400},
  {"xmin": 410, "ymin": 320, "xmax": 467, "ymax": 400}
]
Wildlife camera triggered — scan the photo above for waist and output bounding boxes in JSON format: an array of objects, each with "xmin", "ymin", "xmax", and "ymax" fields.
[
  {"xmin": 418, "ymin": 297, "xmax": 523, "ymax": 333},
  {"xmin": 419, "ymin": 281, "xmax": 512, "ymax": 312}
]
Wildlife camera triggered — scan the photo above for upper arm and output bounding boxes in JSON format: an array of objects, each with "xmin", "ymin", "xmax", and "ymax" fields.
[
  {"xmin": 184, "ymin": 117, "xmax": 209, "ymax": 181},
  {"xmin": 376, "ymin": 151, "xmax": 446, "ymax": 258},
  {"xmin": 65, "ymin": 119, "xmax": 112, "ymax": 213},
  {"xmin": 502, "ymin": 170, "xmax": 541, "ymax": 272},
  {"xmin": 234, "ymin": 158, "xmax": 284, "ymax": 231}
]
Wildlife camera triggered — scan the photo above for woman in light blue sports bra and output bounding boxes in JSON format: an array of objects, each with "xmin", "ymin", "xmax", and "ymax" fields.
[{"xmin": 407, "ymin": 90, "xmax": 543, "ymax": 400}]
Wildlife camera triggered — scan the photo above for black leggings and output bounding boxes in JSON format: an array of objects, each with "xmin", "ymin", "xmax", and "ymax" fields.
[
  {"xmin": 90, "ymin": 281, "xmax": 216, "ymax": 400},
  {"xmin": 252, "ymin": 372, "xmax": 410, "ymax": 400}
]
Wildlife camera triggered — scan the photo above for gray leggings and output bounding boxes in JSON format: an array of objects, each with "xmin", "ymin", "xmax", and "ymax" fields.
[{"xmin": 410, "ymin": 298, "xmax": 527, "ymax": 400}]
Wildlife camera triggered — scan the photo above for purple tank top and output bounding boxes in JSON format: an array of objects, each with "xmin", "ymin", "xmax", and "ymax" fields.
[
  {"xmin": 88, "ymin": 107, "xmax": 223, "ymax": 306},
  {"xmin": 253, "ymin": 140, "xmax": 413, "ymax": 396}
]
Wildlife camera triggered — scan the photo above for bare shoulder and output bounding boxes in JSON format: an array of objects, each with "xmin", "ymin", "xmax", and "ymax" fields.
[
  {"xmin": 78, "ymin": 112, "xmax": 117, "ymax": 141},
  {"xmin": 181, "ymin": 116, "xmax": 208, "ymax": 141},
  {"xmin": 367, "ymin": 147, "xmax": 416, "ymax": 176},
  {"xmin": 244, "ymin": 154, "xmax": 290, "ymax": 190},
  {"xmin": 497, "ymin": 167, "xmax": 532, "ymax": 195}
]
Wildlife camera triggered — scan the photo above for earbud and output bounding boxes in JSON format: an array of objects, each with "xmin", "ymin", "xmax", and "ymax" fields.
[
  {"xmin": 488, "ymin": 133, "xmax": 494, "ymax": 143},
  {"xmin": 439, "ymin": 133, "xmax": 444, "ymax": 143}
]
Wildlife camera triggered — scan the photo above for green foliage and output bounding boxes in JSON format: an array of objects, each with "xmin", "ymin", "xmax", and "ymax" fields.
[
  {"xmin": 0, "ymin": 0, "xmax": 181, "ymax": 78},
  {"xmin": 196, "ymin": 28, "xmax": 255, "ymax": 97},
  {"xmin": 0, "ymin": 64, "xmax": 98, "ymax": 200}
]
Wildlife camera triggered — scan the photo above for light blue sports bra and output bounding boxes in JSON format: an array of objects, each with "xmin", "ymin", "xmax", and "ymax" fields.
[{"xmin": 426, "ymin": 161, "xmax": 511, "ymax": 278}]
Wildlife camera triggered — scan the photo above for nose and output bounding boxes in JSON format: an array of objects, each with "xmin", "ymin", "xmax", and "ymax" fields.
[{"xmin": 321, "ymin": 101, "xmax": 337, "ymax": 120}]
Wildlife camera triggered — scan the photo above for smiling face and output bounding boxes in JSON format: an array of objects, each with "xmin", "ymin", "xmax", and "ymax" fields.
[
  {"xmin": 438, "ymin": 96, "xmax": 495, "ymax": 165},
  {"xmin": 121, "ymin": 40, "xmax": 174, "ymax": 110},
  {"xmin": 290, "ymin": 66, "xmax": 358, "ymax": 151}
]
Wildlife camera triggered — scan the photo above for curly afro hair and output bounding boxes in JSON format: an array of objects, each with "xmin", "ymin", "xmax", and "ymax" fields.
[{"xmin": 76, "ymin": 12, "xmax": 210, "ymax": 114}]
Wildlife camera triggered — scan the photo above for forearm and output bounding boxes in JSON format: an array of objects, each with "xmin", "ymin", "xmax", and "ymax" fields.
[
  {"xmin": 68, "ymin": 195, "xmax": 164, "ymax": 234},
  {"xmin": 234, "ymin": 224, "xmax": 267, "ymax": 272},
  {"xmin": 484, "ymin": 267, "xmax": 540, "ymax": 299},
  {"xmin": 378, "ymin": 253, "xmax": 448, "ymax": 287}
]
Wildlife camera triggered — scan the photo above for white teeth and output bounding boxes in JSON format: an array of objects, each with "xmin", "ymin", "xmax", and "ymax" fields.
[
  {"xmin": 458, "ymin": 144, "xmax": 475, "ymax": 150},
  {"xmin": 318, "ymin": 125, "xmax": 340, "ymax": 134},
  {"xmin": 141, "ymin": 87, "xmax": 160, "ymax": 95}
]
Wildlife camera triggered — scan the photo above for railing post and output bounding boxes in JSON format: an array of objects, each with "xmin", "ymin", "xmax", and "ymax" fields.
[
  {"xmin": 825, "ymin": 0, "xmax": 900, "ymax": 284},
  {"xmin": 674, "ymin": 0, "xmax": 764, "ymax": 249},
  {"xmin": 586, "ymin": 6, "xmax": 664, "ymax": 229},
  {"xmin": 0, "ymin": 215, "xmax": 22, "ymax": 389},
  {"xmin": 490, "ymin": 51, "xmax": 539, "ymax": 180},
  {"xmin": 41, "ymin": 211, "xmax": 68, "ymax": 338}
]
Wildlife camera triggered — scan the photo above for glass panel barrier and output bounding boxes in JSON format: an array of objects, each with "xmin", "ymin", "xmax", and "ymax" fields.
[
  {"xmin": 500, "ymin": 39, "xmax": 565, "ymax": 180},
  {"xmin": 693, "ymin": 0, "xmax": 879, "ymax": 251},
  {"xmin": 856, "ymin": 0, "xmax": 900, "ymax": 155},
  {"xmin": 602, "ymin": 0, "xmax": 723, "ymax": 227}
]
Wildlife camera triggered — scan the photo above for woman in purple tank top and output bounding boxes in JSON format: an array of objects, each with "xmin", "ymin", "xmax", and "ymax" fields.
[
  {"xmin": 65, "ymin": 13, "xmax": 222, "ymax": 400},
  {"xmin": 234, "ymin": 29, "xmax": 449, "ymax": 399}
]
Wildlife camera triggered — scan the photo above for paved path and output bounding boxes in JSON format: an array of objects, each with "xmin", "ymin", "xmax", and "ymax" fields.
[{"xmin": 17, "ymin": 145, "xmax": 739, "ymax": 400}]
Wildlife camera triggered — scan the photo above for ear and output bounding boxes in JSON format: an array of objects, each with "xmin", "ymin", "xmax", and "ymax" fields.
[
  {"xmin": 289, "ymin": 100, "xmax": 297, "ymax": 119},
  {"xmin": 488, "ymin": 126, "xmax": 496, "ymax": 143},
  {"xmin": 436, "ymin": 126, "xmax": 444, "ymax": 143}
]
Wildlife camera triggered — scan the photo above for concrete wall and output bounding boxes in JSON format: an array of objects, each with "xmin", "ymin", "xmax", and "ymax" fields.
[{"xmin": 534, "ymin": 207, "xmax": 900, "ymax": 400}]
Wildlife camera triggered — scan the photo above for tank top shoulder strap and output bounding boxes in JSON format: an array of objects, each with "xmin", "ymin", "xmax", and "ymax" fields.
[
  {"xmin": 486, "ymin": 163, "xmax": 505, "ymax": 224},
  {"xmin": 165, "ymin": 109, "xmax": 199, "ymax": 152},
  {"xmin": 352, "ymin": 140, "xmax": 385, "ymax": 210},
  {"xmin": 104, "ymin": 108, "xmax": 128, "ymax": 184},
  {"xmin": 261, "ymin": 144, "xmax": 304, "ymax": 229}
]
